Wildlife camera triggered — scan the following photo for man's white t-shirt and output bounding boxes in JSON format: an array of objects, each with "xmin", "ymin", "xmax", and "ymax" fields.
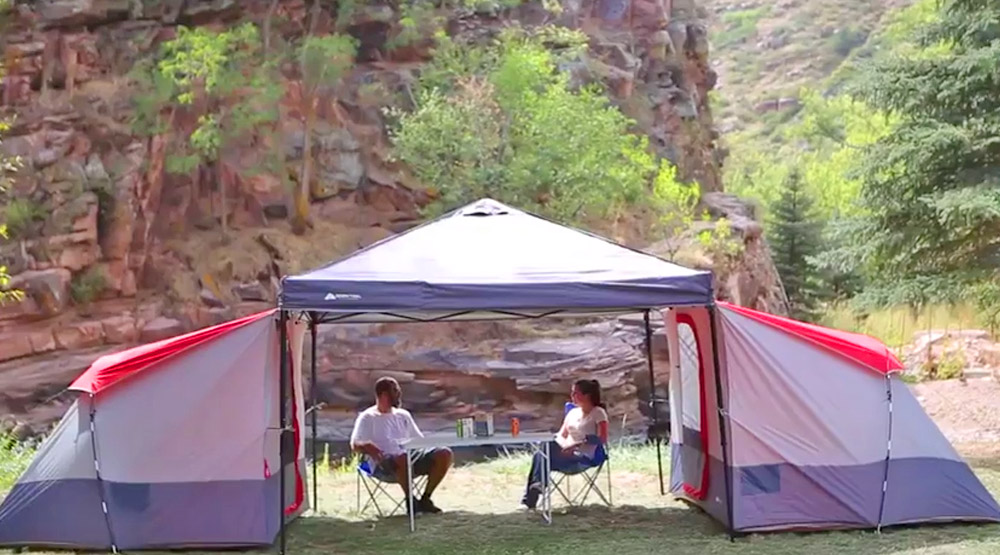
[{"xmin": 349, "ymin": 405, "xmax": 424, "ymax": 460}]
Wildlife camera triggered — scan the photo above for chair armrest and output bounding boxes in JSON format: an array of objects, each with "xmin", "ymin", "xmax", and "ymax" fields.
[{"xmin": 584, "ymin": 434, "xmax": 605, "ymax": 446}]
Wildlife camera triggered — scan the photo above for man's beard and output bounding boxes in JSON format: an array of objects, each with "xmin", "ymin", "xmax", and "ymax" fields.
[{"xmin": 391, "ymin": 396, "xmax": 401, "ymax": 408}]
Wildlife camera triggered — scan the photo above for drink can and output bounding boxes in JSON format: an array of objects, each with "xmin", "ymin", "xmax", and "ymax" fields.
[{"xmin": 511, "ymin": 417, "xmax": 520, "ymax": 437}]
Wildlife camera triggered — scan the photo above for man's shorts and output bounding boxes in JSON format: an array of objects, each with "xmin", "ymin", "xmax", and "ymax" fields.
[{"xmin": 372, "ymin": 448, "xmax": 446, "ymax": 481}]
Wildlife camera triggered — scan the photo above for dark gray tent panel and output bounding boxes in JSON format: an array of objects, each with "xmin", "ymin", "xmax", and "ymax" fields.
[{"xmin": 280, "ymin": 198, "xmax": 714, "ymax": 320}]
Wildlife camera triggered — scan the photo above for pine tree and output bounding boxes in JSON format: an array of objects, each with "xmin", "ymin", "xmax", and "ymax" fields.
[
  {"xmin": 823, "ymin": 0, "xmax": 1000, "ymax": 309},
  {"xmin": 769, "ymin": 170, "xmax": 824, "ymax": 321}
]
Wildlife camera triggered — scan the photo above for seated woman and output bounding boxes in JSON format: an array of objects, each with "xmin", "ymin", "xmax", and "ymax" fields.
[{"xmin": 521, "ymin": 379, "xmax": 609, "ymax": 510}]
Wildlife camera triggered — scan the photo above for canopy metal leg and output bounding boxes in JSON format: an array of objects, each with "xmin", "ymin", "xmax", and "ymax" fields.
[
  {"xmin": 278, "ymin": 310, "xmax": 289, "ymax": 555},
  {"xmin": 309, "ymin": 313, "xmax": 318, "ymax": 513},
  {"xmin": 644, "ymin": 310, "xmax": 665, "ymax": 495},
  {"xmin": 707, "ymin": 304, "xmax": 735, "ymax": 540}
]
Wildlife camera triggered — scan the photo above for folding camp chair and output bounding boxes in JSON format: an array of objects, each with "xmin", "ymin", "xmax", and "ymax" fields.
[
  {"xmin": 551, "ymin": 402, "xmax": 613, "ymax": 507},
  {"xmin": 356, "ymin": 458, "xmax": 427, "ymax": 518}
]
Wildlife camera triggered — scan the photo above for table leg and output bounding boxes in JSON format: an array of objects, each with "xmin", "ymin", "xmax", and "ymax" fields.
[
  {"xmin": 407, "ymin": 449, "xmax": 415, "ymax": 532},
  {"xmin": 543, "ymin": 441, "xmax": 552, "ymax": 524}
]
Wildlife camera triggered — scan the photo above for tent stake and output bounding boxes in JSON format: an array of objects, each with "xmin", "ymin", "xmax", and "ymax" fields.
[
  {"xmin": 707, "ymin": 303, "xmax": 735, "ymax": 540},
  {"xmin": 278, "ymin": 310, "xmax": 288, "ymax": 555},
  {"xmin": 309, "ymin": 313, "xmax": 319, "ymax": 513},
  {"xmin": 644, "ymin": 310, "xmax": 665, "ymax": 495}
]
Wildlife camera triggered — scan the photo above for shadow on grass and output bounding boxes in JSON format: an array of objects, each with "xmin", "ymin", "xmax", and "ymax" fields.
[
  {"xmin": 290, "ymin": 504, "xmax": 722, "ymax": 555},
  {"xmin": 965, "ymin": 456, "xmax": 1000, "ymax": 473},
  {"xmin": 285, "ymin": 503, "xmax": 1000, "ymax": 555}
]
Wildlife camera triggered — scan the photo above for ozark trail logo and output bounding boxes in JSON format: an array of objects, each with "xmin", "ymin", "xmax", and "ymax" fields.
[{"xmin": 324, "ymin": 292, "xmax": 362, "ymax": 301}]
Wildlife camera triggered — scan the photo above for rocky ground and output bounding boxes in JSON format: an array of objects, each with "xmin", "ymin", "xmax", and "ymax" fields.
[{"xmin": 914, "ymin": 378, "xmax": 1000, "ymax": 448}]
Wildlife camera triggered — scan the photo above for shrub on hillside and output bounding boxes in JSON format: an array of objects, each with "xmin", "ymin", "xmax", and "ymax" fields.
[{"xmin": 390, "ymin": 27, "xmax": 685, "ymax": 225}]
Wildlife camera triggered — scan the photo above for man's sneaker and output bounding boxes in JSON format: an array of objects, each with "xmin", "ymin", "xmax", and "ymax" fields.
[{"xmin": 417, "ymin": 496, "xmax": 443, "ymax": 514}]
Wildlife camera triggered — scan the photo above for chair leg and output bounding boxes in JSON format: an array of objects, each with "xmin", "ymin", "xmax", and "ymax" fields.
[
  {"xmin": 358, "ymin": 474, "xmax": 379, "ymax": 516},
  {"xmin": 607, "ymin": 458, "xmax": 613, "ymax": 506},
  {"xmin": 551, "ymin": 473, "xmax": 573, "ymax": 505}
]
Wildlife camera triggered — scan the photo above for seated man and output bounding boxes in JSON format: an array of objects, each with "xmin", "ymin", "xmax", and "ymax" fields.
[{"xmin": 349, "ymin": 376, "xmax": 453, "ymax": 514}]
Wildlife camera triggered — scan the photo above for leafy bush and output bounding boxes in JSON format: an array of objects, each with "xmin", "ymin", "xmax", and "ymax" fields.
[
  {"xmin": 71, "ymin": 267, "xmax": 107, "ymax": 306},
  {"xmin": 2, "ymin": 198, "xmax": 45, "ymax": 239},
  {"xmin": 919, "ymin": 347, "xmax": 966, "ymax": 381},
  {"xmin": 0, "ymin": 434, "xmax": 34, "ymax": 494},
  {"xmin": 390, "ymin": 28, "xmax": 682, "ymax": 224},
  {"xmin": 829, "ymin": 26, "xmax": 869, "ymax": 57}
]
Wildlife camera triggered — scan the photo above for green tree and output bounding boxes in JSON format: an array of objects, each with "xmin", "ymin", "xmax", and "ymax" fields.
[
  {"xmin": 293, "ymin": 32, "xmax": 357, "ymax": 234},
  {"xmin": 141, "ymin": 23, "xmax": 282, "ymax": 241},
  {"xmin": 390, "ymin": 29, "xmax": 678, "ymax": 223},
  {"xmin": 822, "ymin": 0, "xmax": 1000, "ymax": 309},
  {"xmin": 770, "ymin": 170, "xmax": 824, "ymax": 320}
]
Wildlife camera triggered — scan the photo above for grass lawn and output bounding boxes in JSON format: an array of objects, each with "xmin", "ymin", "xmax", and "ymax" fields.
[
  {"xmin": 291, "ymin": 445, "xmax": 1000, "ymax": 555},
  {"xmin": 3, "ymin": 445, "xmax": 999, "ymax": 555}
]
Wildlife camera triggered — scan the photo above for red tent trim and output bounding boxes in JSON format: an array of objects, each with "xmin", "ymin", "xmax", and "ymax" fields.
[
  {"xmin": 717, "ymin": 301, "xmax": 903, "ymax": 375},
  {"xmin": 69, "ymin": 309, "xmax": 277, "ymax": 394},
  {"xmin": 677, "ymin": 313, "xmax": 710, "ymax": 502}
]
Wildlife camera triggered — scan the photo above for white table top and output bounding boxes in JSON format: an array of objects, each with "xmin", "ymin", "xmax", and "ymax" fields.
[{"xmin": 400, "ymin": 432, "xmax": 554, "ymax": 450}]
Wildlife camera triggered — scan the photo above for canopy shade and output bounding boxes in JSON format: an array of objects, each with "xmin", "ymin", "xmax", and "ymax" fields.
[{"xmin": 280, "ymin": 199, "xmax": 713, "ymax": 321}]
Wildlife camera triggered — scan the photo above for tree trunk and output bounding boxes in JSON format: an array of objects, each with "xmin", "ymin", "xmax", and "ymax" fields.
[
  {"xmin": 218, "ymin": 160, "xmax": 229, "ymax": 242},
  {"xmin": 292, "ymin": 96, "xmax": 317, "ymax": 235},
  {"xmin": 291, "ymin": 1, "xmax": 323, "ymax": 235},
  {"xmin": 263, "ymin": 0, "xmax": 280, "ymax": 55}
]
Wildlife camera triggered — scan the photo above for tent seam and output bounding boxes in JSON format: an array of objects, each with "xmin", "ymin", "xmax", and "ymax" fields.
[
  {"xmin": 876, "ymin": 373, "xmax": 894, "ymax": 531},
  {"xmin": 88, "ymin": 394, "xmax": 119, "ymax": 553}
]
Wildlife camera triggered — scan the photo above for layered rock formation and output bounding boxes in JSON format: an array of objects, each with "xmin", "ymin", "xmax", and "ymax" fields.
[
  {"xmin": 309, "ymin": 315, "xmax": 670, "ymax": 439},
  {"xmin": 0, "ymin": 0, "xmax": 785, "ymax": 435}
]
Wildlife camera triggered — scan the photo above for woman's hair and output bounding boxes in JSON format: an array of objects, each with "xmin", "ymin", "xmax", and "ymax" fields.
[{"xmin": 574, "ymin": 379, "xmax": 606, "ymax": 409}]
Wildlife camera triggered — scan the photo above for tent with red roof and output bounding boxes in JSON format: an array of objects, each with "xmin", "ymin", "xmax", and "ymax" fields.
[
  {"xmin": 0, "ymin": 310, "xmax": 309, "ymax": 550},
  {"xmin": 666, "ymin": 302, "xmax": 999, "ymax": 532}
]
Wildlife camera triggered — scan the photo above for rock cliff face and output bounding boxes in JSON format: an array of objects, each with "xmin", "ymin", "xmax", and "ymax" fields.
[{"xmin": 0, "ymin": 0, "xmax": 784, "ymax": 437}]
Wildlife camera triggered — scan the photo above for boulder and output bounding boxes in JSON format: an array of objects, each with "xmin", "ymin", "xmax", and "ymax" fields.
[
  {"xmin": 0, "ymin": 335, "xmax": 34, "ymax": 363},
  {"xmin": 199, "ymin": 288, "xmax": 226, "ymax": 308},
  {"xmin": 37, "ymin": 0, "xmax": 132, "ymax": 28},
  {"xmin": 28, "ymin": 330, "xmax": 57, "ymax": 354},
  {"xmin": 101, "ymin": 314, "xmax": 138, "ymax": 344},
  {"xmin": 9, "ymin": 269, "xmax": 72, "ymax": 318},
  {"xmin": 232, "ymin": 281, "xmax": 269, "ymax": 302},
  {"xmin": 11, "ymin": 422, "xmax": 34, "ymax": 441},
  {"xmin": 57, "ymin": 243, "xmax": 101, "ymax": 272},
  {"xmin": 54, "ymin": 321, "xmax": 106, "ymax": 350},
  {"xmin": 648, "ymin": 193, "xmax": 788, "ymax": 315},
  {"xmin": 93, "ymin": 261, "xmax": 136, "ymax": 298},
  {"xmin": 178, "ymin": 0, "xmax": 241, "ymax": 24},
  {"xmin": 140, "ymin": 317, "xmax": 185, "ymax": 343}
]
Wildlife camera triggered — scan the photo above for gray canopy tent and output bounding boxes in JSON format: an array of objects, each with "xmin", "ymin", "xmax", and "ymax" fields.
[{"xmin": 274, "ymin": 198, "xmax": 719, "ymax": 552}]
